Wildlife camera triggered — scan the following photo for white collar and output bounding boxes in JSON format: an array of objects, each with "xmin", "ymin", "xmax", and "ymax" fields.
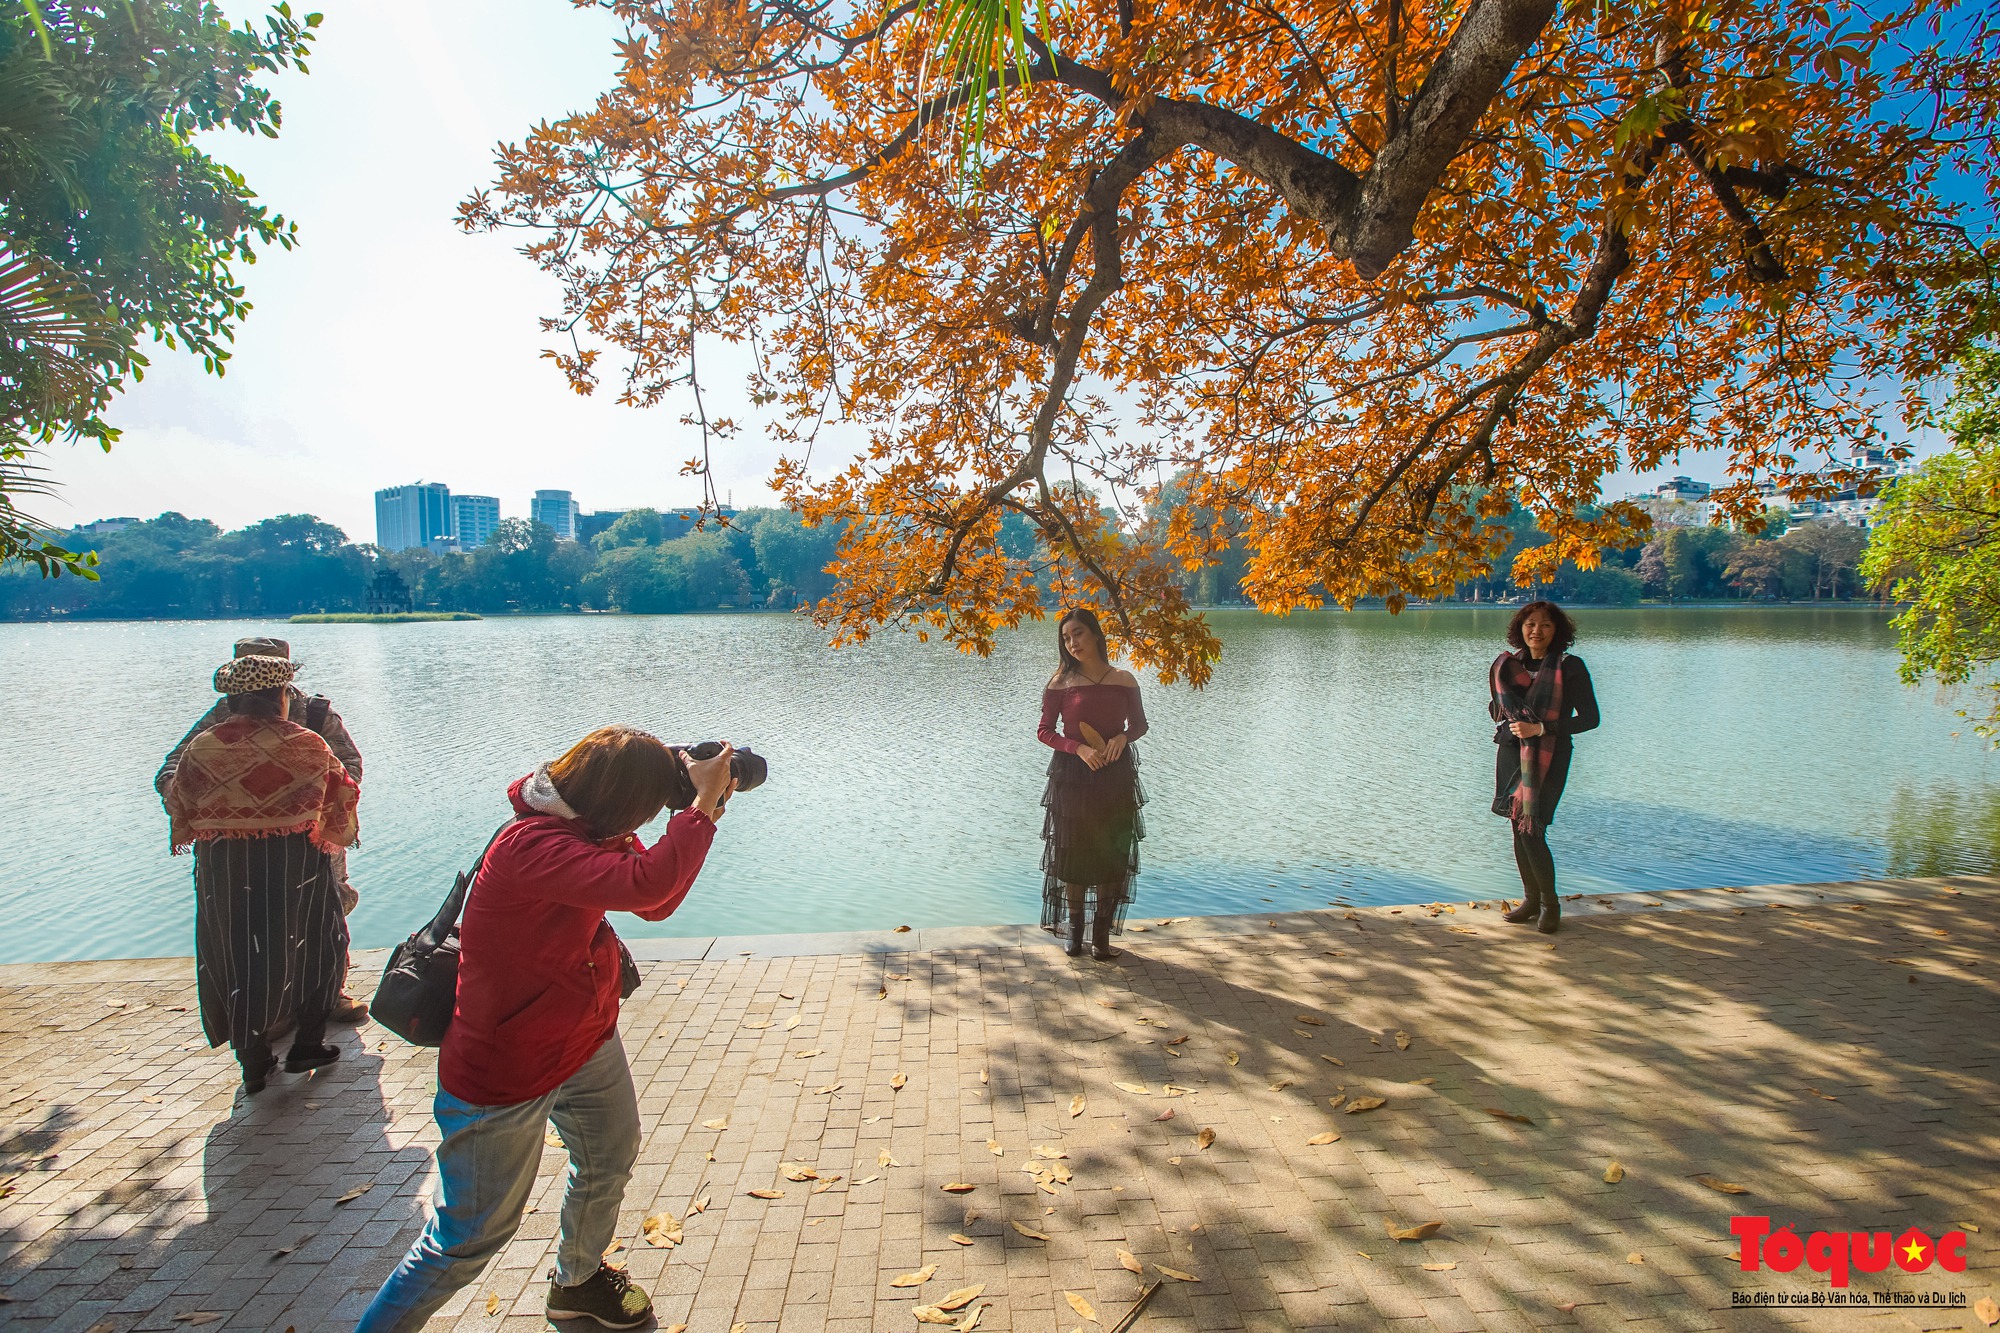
[{"xmin": 522, "ymin": 763, "xmax": 579, "ymax": 820}]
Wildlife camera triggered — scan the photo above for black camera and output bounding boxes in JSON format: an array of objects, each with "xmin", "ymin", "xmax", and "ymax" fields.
[{"xmin": 663, "ymin": 741, "xmax": 767, "ymax": 811}]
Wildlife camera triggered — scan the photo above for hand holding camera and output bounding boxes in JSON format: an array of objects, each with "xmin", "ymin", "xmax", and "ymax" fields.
[{"xmin": 683, "ymin": 742, "xmax": 737, "ymax": 820}]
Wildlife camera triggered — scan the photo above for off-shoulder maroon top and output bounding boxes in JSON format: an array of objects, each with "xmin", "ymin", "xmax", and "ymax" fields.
[{"xmin": 1039, "ymin": 682, "xmax": 1149, "ymax": 755}]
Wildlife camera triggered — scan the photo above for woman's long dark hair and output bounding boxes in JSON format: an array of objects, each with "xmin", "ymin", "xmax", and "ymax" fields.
[
  {"xmin": 1055, "ymin": 607, "xmax": 1109, "ymax": 682},
  {"xmin": 1506, "ymin": 600, "xmax": 1578, "ymax": 656}
]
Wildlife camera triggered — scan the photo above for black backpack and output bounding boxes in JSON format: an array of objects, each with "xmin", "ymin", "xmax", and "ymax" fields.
[
  {"xmin": 368, "ymin": 821, "xmax": 512, "ymax": 1047},
  {"xmin": 368, "ymin": 819, "xmax": 646, "ymax": 1047}
]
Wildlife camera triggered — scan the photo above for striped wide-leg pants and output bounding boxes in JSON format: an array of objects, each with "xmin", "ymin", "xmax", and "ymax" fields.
[{"xmin": 192, "ymin": 832, "xmax": 348, "ymax": 1067}]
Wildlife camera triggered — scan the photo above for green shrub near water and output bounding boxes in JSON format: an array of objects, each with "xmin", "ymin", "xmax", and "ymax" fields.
[{"xmin": 289, "ymin": 612, "xmax": 481, "ymax": 624}]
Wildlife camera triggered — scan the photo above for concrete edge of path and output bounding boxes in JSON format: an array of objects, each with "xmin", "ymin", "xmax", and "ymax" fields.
[{"xmin": 2, "ymin": 874, "xmax": 1988, "ymax": 986}]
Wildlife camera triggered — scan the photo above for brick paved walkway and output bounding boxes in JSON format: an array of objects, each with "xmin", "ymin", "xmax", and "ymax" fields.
[{"xmin": 2, "ymin": 877, "xmax": 1996, "ymax": 1332}]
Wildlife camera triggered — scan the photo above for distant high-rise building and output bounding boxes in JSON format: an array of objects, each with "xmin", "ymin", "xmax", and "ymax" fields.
[
  {"xmin": 376, "ymin": 483, "xmax": 453, "ymax": 551},
  {"xmin": 575, "ymin": 509, "xmax": 629, "ymax": 545},
  {"xmin": 453, "ymin": 494, "xmax": 501, "ymax": 548},
  {"xmin": 531, "ymin": 489, "xmax": 580, "ymax": 541}
]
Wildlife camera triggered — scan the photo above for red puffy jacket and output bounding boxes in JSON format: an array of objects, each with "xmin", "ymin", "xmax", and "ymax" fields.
[{"xmin": 439, "ymin": 775, "xmax": 716, "ymax": 1105}]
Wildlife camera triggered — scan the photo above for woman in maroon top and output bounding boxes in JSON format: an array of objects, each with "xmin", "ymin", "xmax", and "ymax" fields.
[{"xmin": 1038, "ymin": 608, "xmax": 1149, "ymax": 959}]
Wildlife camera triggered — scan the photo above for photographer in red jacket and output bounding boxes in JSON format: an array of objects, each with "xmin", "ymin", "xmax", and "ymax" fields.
[{"xmin": 359, "ymin": 726, "xmax": 734, "ymax": 1332}]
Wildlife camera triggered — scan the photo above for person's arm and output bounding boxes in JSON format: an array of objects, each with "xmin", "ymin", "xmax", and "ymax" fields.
[
  {"xmin": 1038, "ymin": 689, "xmax": 1080, "ymax": 754},
  {"xmin": 502, "ymin": 810, "xmax": 719, "ymax": 918},
  {"xmin": 1549, "ymin": 658, "xmax": 1600, "ymax": 736},
  {"xmin": 1119, "ymin": 686, "xmax": 1149, "ymax": 743},
  {"xmin": 315, "ymin": 703, "xmax": 364, "ymax": 782},
  {"xmin": 155, "ymin": 700, "xmax": 229, "ymax": 798}
]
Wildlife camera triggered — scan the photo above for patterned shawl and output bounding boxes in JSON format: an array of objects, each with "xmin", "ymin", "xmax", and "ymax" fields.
[
  {"xmin": 1490, "ymin": 649, "xmax": 1566, "ymax": 834},
  {"xmin": 165, "ymin": 715, "xmax": 360, "ymax": 856}
]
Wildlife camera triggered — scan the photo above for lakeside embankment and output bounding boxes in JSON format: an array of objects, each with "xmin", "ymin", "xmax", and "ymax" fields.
[{"xmin": 2, "ymin": 876, "xmax": 1993, "ymax": 1331}]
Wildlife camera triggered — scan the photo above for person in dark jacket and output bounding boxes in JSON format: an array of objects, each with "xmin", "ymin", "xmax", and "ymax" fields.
[
  {"xmin": 357, "ymin": 727, "xmax": 735, "ymax": 1333},
  {"xmin": 157, "ymin": 635, "xmax": 369, "ymax": 1022},
  {"xmin": 1489, "ymin": 600, "xmax": 1599, "ymax": 934}
]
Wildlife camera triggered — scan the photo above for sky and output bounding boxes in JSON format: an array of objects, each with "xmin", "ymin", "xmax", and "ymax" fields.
[{"xmin": 34, "ymin": 1, "xmax": 1947, "ymax": 544}]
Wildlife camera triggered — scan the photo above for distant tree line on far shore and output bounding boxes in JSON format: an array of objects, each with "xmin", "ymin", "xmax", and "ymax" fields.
[{"xmin": 0, "ymin": 493, "xmax": 1878, "ymax": 622}]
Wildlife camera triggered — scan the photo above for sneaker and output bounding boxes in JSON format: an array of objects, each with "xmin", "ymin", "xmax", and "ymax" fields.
[
  {"xmin": 546, "ymin": 1264, "xmax": 653, "ymax": 1329},
  {"xmin": 330, "ymin": 994, "xmax": 370, "ymax": 1024}
]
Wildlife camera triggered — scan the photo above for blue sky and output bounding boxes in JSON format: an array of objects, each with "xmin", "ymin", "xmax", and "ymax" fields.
[{"xmin": 35, "ymin": 1, "xmax": 1945, "ymax": 544}]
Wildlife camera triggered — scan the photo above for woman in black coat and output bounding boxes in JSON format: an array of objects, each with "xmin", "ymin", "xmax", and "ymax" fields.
[{"xmin": 1489, "ymin": 600, "xmax": 1599, "ymax": 933}]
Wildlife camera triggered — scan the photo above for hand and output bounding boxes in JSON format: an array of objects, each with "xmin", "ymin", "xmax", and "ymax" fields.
[
  {"xmin": 1508, "ymin": 720, "xmax": 1546, "ymax": 739},
  {"xmin": 684, "ymin": 743, "xmax": 738, "ymax": 820},
  {"xmin": 1102, "ymin": 734, "xmax": 1127, "ymax": 764},
  {"xmin": 1076, "ymin": 743, "xmax": 1105, "ymax": 771}
]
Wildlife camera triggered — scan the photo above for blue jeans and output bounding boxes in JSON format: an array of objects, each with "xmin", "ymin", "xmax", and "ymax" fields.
[{"xmin": 356, "ymin": 1033, "xmax": 638, "ymax": 1332}]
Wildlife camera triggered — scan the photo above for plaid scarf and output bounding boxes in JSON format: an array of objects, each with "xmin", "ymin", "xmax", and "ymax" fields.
[
  {"xmin": 165, "ymin": 715, "xmax": 360, "ymax": 856},
  {"xmin": 1491, "ymin": 648, "xmax": 1565, "ymax": 834}
]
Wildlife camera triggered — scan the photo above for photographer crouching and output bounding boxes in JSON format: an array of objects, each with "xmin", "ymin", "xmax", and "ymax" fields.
[{"xmin": 358, "ymin": 727, "xmax": 740, "ymax": 1332}]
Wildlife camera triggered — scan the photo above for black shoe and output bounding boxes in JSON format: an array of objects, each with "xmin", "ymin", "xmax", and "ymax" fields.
[
  {"xmin": 1065, "ymin": 921, "xmax": 1086, "ymax": 957},
  {"xmin": 283, "ymin": 1042, "xmax": 341, "ymax": 1074},
  {"xmin": 547, "ymin": 1264, "xmax": 653, "ymax": 1329},
  {"xmin": 1501, "ymin": 894, "xmax": 1539, "ymax": 924},
  {"xmin": 1537, "ymin": 898, "xmax": 1561, "ymax": 934},
  {"xmin": 1091, "ymin": 946, "xmax": 1121, "ymax": 962}
]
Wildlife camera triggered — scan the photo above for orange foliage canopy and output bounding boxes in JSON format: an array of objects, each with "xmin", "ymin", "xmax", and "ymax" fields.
[{"xmin": 462, "ymin": 0, "xmax": 1999, "ymax": 684}]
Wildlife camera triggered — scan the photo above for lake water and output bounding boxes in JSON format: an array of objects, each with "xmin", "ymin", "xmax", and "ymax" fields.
[{"xmin": 1, "ymin": 608, "xmax": 1994, "ymax": 964}]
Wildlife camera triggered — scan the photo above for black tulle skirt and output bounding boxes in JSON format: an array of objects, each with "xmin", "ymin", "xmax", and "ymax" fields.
[{"xmin": 1040, "ymin": 747, "xmax": 1146, "ymax": 934}]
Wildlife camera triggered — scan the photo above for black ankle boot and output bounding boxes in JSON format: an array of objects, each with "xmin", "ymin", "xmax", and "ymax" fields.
[
  {"xmin": 1502, "ymin": 888, "xmax": 1540, "ymax": 924},
  {"xmin": 1065, "ymin": 915, "xmax": 1085, "ymax": 957},
  {"xmin": 1537, "ymin": 894, "xmax": 1561, "ymax": 934},
  {"xmin": 1089, "ymin": 907, "xmax": 1119, "ymax": 961}
]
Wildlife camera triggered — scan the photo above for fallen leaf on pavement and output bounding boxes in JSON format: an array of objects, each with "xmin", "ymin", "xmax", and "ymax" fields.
[
  {"xmin": 1153, "ymin": 1108, "xmax": 1175, "ymax": 1122},
  {"xmin": 1069, "ymin": 1094, "xmax": 1086, "ymax": 1117},
  {"xmin": 1011, "ymin": 1221, "xmax": 1051, "ymax": 1240},
  {"xmin": 1165, "ymin": 1035, "xmax": 1189, "ymax": 1045},
  {"xmin": 1604, "ymin": 1161, "xmax": 1625, "ymax": 1183},
  {"xmin": 742, "ymin": 1019, "xmax": 772, "ymax": 1030},
  {"xmin": 1695, "ymin": 1175, "xmax": 1749, "ymax": 1195},
  {"xmin": 1628, "ymin": 1252, "xmax": 1645, "ymax": 1264},
  {"xmin": 949, "ymin": 1232, "xmax": 974, "ymax": 1245},
  {"xmin": 1034, "ymin": 1144, "xmax": 1069, "ymax": 1159},
  {"xmin": 1306, "ymin": 1131, "xmax": 1341, "ymax": 1145},
  {"xmin": 1320, "ymin": 1055, "xmax": 1344, "ymax": 1067},
  {"xmin": 1296, "ymin": 1014, "xmax": 1326, "ymax": 1026},
  {"xmin": 780, "ymin": 1162, "xmax": 820, "ymax": 1181},
  {"xmin": 1064, "ymin": 1290, "xmax": 1099, "ymax": 1322},
  {"xmin": 890, "ymin": 1264, "xmax": 938, "ymax": 1287},
  {"xmin": 891, "ymin": 1073, "xmax": 908, "ymax": 1090},
  {"xmin": 334, "ymin": 1185, "xmax": 371, "ymax": 1205},
  {"xmin": 692, "ymin": 1195, "xmax": 710, "ymax": 1213},
  {"xmin": 1270, "ymin": 1080, "xmax": 1294, "ymax": 1091},
  {"xmin": 173, "ymin": 1317, "xmax": 225, "ymax": 1327},
  {"xmin": 1395, "ymin": 1031, "xmax": 1412, "ymax": 1050},
  {"xmin": 913, "ymin": 1309, "xmax": 958, "ymax": 1325},
  {"xmin": 785, "ymin": 1014, "xmax": 801, "ymax": 1030},
  {"xmin": 486, "ymin": 1293, "xmax": 500, "ymax": 1315},
  {"xmin": 1118, "ymin": 1248, "xmax": 1143, "ymax": 1273},
  {"xmin": 702, "ymin": 1118, "xmax": 728, "ymax": 1130},
  {"xmin": 811, "ymin": 1176, "xmax": 843, "ymax": 1193},
  {"xmin": 1972, "ymin": 1297, "xmax": 1998, "ymax": 1326},
  {"xmin": 852, "ymin": 1174, "xmax": 881, "ymax": 1185},
  {"xmin": 1485, "ymin": 1108, "xmax": 1535, "ymax": 1125},
  {"xmin": 941, "ymin": 1182, "xmax": 977, "ymax": 1193},
  {"xmin": 1196, "ymin": 1127, "xmax": 1216, "ymax": 1150},
  {"xmin": 793, "ymin": 1049, "xmax": 823, "ymax": 1058},
  {"xmin": 1224, "ymin": 1050, "xmax": 1239, "ymax": 1066},
  {"xmin": 270, "ymin": 1244, "xmax": 297, "ymax": 1259},
  {"xmin": 893, "ymin": 925, "xmax": 912, "ymax": 932},
  {"xmin": 746, "ymin": 1188, "xmax": 785, "ymax": 1199},
  {"xmin": 642, "ymin": 1213, "xmax": 683, "ymax": 1246},
  {"xmin": 1156, "ymin": 1265, "xmax": 1199, "ymax": 1281},
  {"xmin": 987, "ymin": 1139, "xmax": 1003, "ymax": 1156},
  {"xmin": 1423, "ymin": 1262, "xmax": 1457, "ymax": 1271},
  {"xmin": 957, "ymin": 1302, "xmax": 989, "ymax": 1331},
  {"xmin": 1385, "ymin": 1219, "xmax": 1445, "ymax": 1241},
  {"xmin": 813, "ymin": 1083, "xmax": 844, "ymax": 1095},
  {"xmin": 879, "ymin": 1149, "xmax": 902, "ymax": 1167},
  {"xmin": 1114, "ymin": 1081, "xmax": 1150, "ymax": 1095},
  {"xmin": 1345, "ymin": 1097, "xmax": 1386, "ymax": 1114}
]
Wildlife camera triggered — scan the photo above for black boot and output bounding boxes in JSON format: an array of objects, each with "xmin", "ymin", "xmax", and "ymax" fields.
[
  {"xmin": 1090, "ymin": 912, "xmax": 1119, "ymax": 962},
  {"xmin": 1065, "ymin": 913, "xmax": 1086, "ymax": 957},
  {"xmin": 1502, "ymin": 886, "xmax": 1540, "ymax": 924},
  {"xmin": 1537, "ymin": 894, "xmax": 1561, "ymax": 935}
]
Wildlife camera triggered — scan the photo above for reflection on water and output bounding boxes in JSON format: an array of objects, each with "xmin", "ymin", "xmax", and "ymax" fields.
[{"xmin": 0, "ymin": 607, "xmax": 1991, "ymax": 963}]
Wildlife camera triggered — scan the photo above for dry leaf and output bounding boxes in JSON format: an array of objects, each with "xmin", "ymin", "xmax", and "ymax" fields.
[
  {"xmin": 692, "ymin": 1195, "xmax": 710, "ymax": 1213},
  {"xmin": 1423, "ymin": 1262, "xmax": 1457, "ymax": 1271},
  {"xmin": 811, "ymin": 1176, "xmax": 843, "ymax": 1193},
  {"xmin": 813, "ymin": 1083, "xmax": 844, "ymax": 1095},
  {"xmin": 853, "ymin": 1174, "xmax": 881, "ymax": 1185},
  {"xmin": 1069, "ymin": 1094, "xmax": 1086, "ymax": 1117},
  {"xmin": 941, "ymin": 1182, "xmax": 977, "ymax": 1193},
  {"xmin": 1114, "ymin": 1081, "xmax": 1151, "ymax": 1095},
  {"xmin": 1306, "ymin": 1131, "xmax": 1341, "ymax": 1145},
  {"xmin": 1224, "ymin": 1050, "xmax": 1240, "ymax": 1066},
  {"xmin": 1695, "ymin": 1174, "xmax": 1749, "ymax": 1195},
  {"xmin": 894, "ymin": 924, "xmax": 912, "ymax": 932},
  {"xmin": 642, "ymin": 1213, "xmax": 683, "ymax": 1246},
  {"xmin": 793, "ymin": 1049, "xmax": 823, "ymax": 1058},
  {"xmin": 1345, "ymin": 1097, "xmax": 1386, "ymax": 1114},
  {"xmin": 979, "ymin": 1068, "xmax": 989, "ymax": 1083},
  {"xmin": 1196, "ymin": 1127, "xmax": 1216, "ymax": 1150},
  {"xmin": 876, "ymin": 987, "xmax": 889, "ymax": 1000},
  {"xmin": 1627, "ymin": 1252, "xmax": 1645, "ymax": 1264},
  {"xmin": 890, "ymin": 1263, "xmax": 939, "ymax": 1287},
  {"xmin": 780, "ymin": 1162, "xmax": 820, "ymax": 1181},
  {"xmin": 1604, "ymin": 1161, "xmax": 1624, "ymax": 1183},
  {"xmin": 1485, "ymin": 1108, "xmax": 1535, "ymax": 1125},
  {"xmin": 1011, "ymin": 1221, "xmax": 1050, "ymax": 1240},
  {"xmin": 949, "ymin": 1232, "xmax": 975, "ymax": 1245},
  {"xmin": 1166, "ymin": 1034, "xmax": 1190, "ymax": 1045},
  {"xmin": 1973, "ymin": 1297, "xmax": 1998, "ymax": 1327},
  {"xmin": 785, "ymin": 1014, "xmax": 801, "ymax": 1029},
  {"xmin": 1384, "ymin": 1219, "xmax": 1445, "ymax": 1241},
  {"xmin": 271, "ymin": 1244, "xmax": 297, "ymax": 1259},
  {"xmin": 1162, "ymin": 1085, "xmax": 1191, "ymax": 1096},
  {"xmin": 742, "ymin": 1019, "xmax": 772, "ymax": 1030},
  {"xmin": 1269, "ymin": 1080, "xmax": 1293, "ymax": 1091},
  {"xmin": 702, "ymin": 1117, "xmax": 728, "ymax": 1130},
  {"xmin": 1034, "ymin": 1144, "xmax": 1069, "ymax": 1159},
  {"xmin": 1156, "ymin": 1265, "xmax": 1199, "ymax": 1281},
  {"xmin": 1962, "ymin": 1222, "xmax": 1982, "ymax": 1234},
  {"xmin": 173, "ymin": 1316, "xmax": 225, "ymax": 1327},
  {"xmin": 1326, "ymin": 1093, "xmax": 1345, "ymax": 1110},
  {"xmin": 1296, "ymin": 1014, "xmax": 1326, "ymax": 1026},
  {"xmin": 913, "ymin": 1309, "xmax": 958, "ymax": 1325},
  {"xmin": 1064, "ymin": 1290, "xmax": 1099, "ymax": 1322},
  {"xmin": 1117, "ymin": 1248, "xmax": 1143, "ymax": 1273},
  {"xmin": 746, "ymin": 1188, "xmax": 785, "ymax": 1199},
  {"xmin": 957, "ymin": 1303, "xmax": 989, "ymax": 1332},
  {"xmin": 878, "ymin": 1149, "xmax": 902, "ymax": 1167},
  {"xmin": 917, "ymin": 1283, "xmax": 979, "ymax": 1312},
  {"xmin": 1097, "ymin": 998, "xmax": 1117, "ymax": 1008},
  {"xmin": 1395, "ymin": 1030, "xmax": 1412, "ymax": 1050},
  {"xmin": 1153, "ymin": 1108, "xmax": 1175, "ymax": 1122},
  {"xmin": 486, "ymin": 1293, "xmax": 501, "ymax": 1316},
  {"xmin": 1320, "ymin": 1055, "xmax": 1344, "ymax": 1067},
  {"xmin": 334, "ymin": 1184, "xmax": 371, "ymax": 1205}
]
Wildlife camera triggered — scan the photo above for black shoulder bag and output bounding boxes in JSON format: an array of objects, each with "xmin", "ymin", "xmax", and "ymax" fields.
[
  {"xmin": 369, "ymin": 819, "xmax": 648, "ymax": 1048},
  {"xmin": 368, "ymin": 820, "xmax": 513, "ymax": 1047}
]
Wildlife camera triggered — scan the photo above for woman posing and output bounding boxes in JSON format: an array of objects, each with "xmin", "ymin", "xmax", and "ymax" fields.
[
  {"xmin": 357, "ymin": 727, "xmax": 735, "ymax": 1333},
  {"xmin": 1489, "ymin": 600, "xmax": 1600, "ymax": 934},
  {"xmin": 1038, "ymin": 608, "xmax": 1148, "ymax": 960},
  {"xmin": 164, "ymin": 654, "xmax": 359, "ymax": 1093}
]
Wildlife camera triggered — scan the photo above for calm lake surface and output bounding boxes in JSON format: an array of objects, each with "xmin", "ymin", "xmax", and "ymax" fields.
[{"xmin": 1, "ymin": 608, "xmax": 1994, "ymax": 964}]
